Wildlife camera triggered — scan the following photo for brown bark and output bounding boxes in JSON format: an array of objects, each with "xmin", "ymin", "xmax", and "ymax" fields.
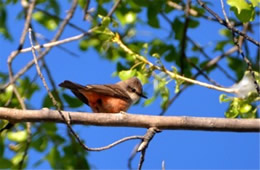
[{"xmin": 0, "ymin": 107, "xmax": 259, "ymax": 132}]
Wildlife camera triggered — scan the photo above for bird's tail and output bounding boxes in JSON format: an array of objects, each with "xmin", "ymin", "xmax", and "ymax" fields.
[
  {"xmin": 59, "ymin": 80, "xmax": 89, "ymax": 105},
  {"xmin": 59, "ymin": 80, "xmax": 85, "ymax": 90}
]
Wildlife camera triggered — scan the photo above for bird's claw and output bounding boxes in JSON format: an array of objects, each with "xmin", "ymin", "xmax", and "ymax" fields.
[{"xmin": 119, "ymin": 111, "xmax": 127, "ymax": 114}]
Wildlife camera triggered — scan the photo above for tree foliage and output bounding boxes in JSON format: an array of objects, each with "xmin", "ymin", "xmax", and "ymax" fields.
[{"xmin": 0, "ymin": 0, "xmax": 259, "ymax": 169}]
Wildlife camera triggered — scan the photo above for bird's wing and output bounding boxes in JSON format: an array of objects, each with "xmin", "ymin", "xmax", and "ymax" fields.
[{"xmin": 84, "ymin": 84, "xmax": 131, "ymax": 101}]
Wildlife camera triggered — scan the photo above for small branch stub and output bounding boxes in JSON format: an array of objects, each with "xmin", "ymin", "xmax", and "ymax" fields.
[{"xmin": 137, "ymin": 127, "xmax": 161, "ymax": 151}]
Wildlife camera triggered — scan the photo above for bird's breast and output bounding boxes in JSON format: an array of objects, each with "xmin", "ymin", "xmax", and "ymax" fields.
[{"xmin": 80, "ymin": 91, "xmax": 131, "ymax": 113}]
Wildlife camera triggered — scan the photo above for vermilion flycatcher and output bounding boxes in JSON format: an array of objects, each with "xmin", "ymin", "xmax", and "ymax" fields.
[{"xmin": 59, "ymin": 77, "xmax": 147, "ymax": 113}]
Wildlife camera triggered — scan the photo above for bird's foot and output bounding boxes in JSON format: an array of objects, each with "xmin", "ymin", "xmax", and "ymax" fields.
[{"xmin": 119, "ymin": 111, "xmax": 127, "ymax": 115}]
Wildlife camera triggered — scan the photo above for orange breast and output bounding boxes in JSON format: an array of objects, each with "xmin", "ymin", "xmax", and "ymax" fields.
[{"xmin": 80, "ymin": 91, "xmax": 130, "ymax": 113}]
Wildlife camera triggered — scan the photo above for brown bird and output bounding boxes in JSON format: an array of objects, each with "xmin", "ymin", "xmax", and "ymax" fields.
[{"xmin": 59, "ymin": 77, "xmax": 147, "ymax": 113}]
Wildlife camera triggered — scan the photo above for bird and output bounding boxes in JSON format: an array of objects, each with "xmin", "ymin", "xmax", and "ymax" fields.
[{"xmin": 59, "ymin": 77, "xmax": 147, "ymax": 113}]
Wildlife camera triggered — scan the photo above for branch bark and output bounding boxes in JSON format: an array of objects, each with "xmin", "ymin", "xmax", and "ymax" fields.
[{"xmin": 0, "ymin": 107, "xmax": 259, "ymax": 132}]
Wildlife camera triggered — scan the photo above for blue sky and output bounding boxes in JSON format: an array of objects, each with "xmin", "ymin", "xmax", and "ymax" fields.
[{"xmin": 1, "ymin": 1, "xmax": 259, "ymax": 169}]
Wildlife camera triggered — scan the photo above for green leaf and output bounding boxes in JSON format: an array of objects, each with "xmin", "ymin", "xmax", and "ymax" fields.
[
  {"xmin": 116, "ymin": 11, "xmax": 137, "ymax": 26},
  {"xmin": 137, "ymin": 71, "xmax": 148, "ymax": 84},
  {"xmin": 214, "ymin": 40, "xmax": 230, "ymax": 51},
  {"xmin": 144, "ymin": 96, "xmax": 156, "ymax": 106},
  {"xmin": 0, "ymin": 135, "xmax": 4, "ymax": 156},
  {"xmin": 240, "ymin": 108, "xmax": 257, "ymax": 118},
  {"xmin": 147, "ymin": 6, "xmax": 160, "ymax": 28},
  {"xmin": 18, "ymin": 77, "xmax": 40, "ymax": 99},
  {"xmin": 227, "ymin": 0, "xmax": 252, "ymax": 13},
  {"xmin": 249, "ymin": 0, "xmax": 260, "ymax": 7},
  {"xmin": 42, "ymin": 90, "xmax": 60, "ymax": 108},
  {"xmin": 219, "ymin": 28, "xmax": 232, "ymax": 38},
  {"xmin": 7, "ymin": 131, "xmax": 27, "ymax": 142},
  {"xmin": 225, "ymin": 106, "xmax": 240, "ymax": 118},
  {"xmin": 46, "ymin": 147, "xmax": 62, "ymax": 168},
  {"xmin": 0, "ymin": 158, "xmax": 12, "ymax": 169},
  {"xmin": 100, "ymin": 16, "xmax": 111, "ymax": 28},
  {"xmin": 223, "ymin": 95, "xmax": 258, "ymax": 118},
  {"xmin": 79, "ymin": 38, "xmax": 100, "ymax": 51},
  {"xmin": 172, "ymin": 18, "xmax": 184, "ymax": 40},
  {"xmin": 62, "ymin": 93, "xmax": 83, "ymax": 108},
  {"xmin": 152, "ymin": 53, "xmax": 160, "ymax": 59},
  {"xmin": 47, "ymin": 0, "xmax": 60, "ymax": 15},
  {"xmin": 119, "ymin": 69, "xmax": 137, "ymax": 80},
  {"xmin": 227, "ymin": 57, "xmax": 247, "ymax": 79},
  {"xmin": 0, "ymin": 7, "xmax": 12, "ymax": 40},
  {"xmin": 227, "ymin": 0, "xmax": 255, "ymax": 22},
  {"xmin": 125, "ymin": 12, "xmax": 137, "ymax": 24},
  {"xmin": 165, "ymin": 47, "xmax": 177, "ymax": 62},
  {"xmin": 219, "ymin": 94, "xmax": 233, "ymax": 103},
  {"xmin": 62, "ymin": 143, "xmax": 89, "ymax": 169},
  {"xmin": 78, "ymin": 0, "xmax": 88, "ymax": 8},
  {"xmin": 160, "ymin": 87, "xmax": 169, "ymax": 110},
  {"xmin": 225, "ymin": 99, "xmax": 240, "ymax": 118},
  {"xmin": 31, "ymin": 135, "xmax": 48, "ymax": 152},
  {"xmin": 240, "ymin": 103, "xmax": 252, "ymax": 113},
  {"xmin": 33, "ymin": 11, "xmax": 59, "ymax": 30},
  {"xmin": 11, "ymin": 152, "xmax": 24, "ymax": 167},
  {"xmin": 116, "ymin": 62, "xmax": 128, "ymax": 72},
  {"xmin": 188, "ymin": 18, "xmax": 199, "ymax": 28}
]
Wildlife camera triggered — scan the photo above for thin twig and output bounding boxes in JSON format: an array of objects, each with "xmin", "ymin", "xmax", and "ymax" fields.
[
  {"xmin": 180, "ymin": 0, "xmax": 191, "ymax": 75},
  {"xmin": 107, "ymin": 0, "xmax": 122, "ymax": 17},
  {"xmin": 220, "ymin": 0, "xmax": 230, "ymax": 25},
  {"xmin": 10, "ymin": 2, "xmax": 37, "ymax": 169},
  {"xmin": 167, "ymin": 1, "xmax": 198, "ymax": 16},
  {"xmin": 35, "ymin": 7, "xmax": 86, "ymax": 32},
  {"xmin": 83, "ymin": 0, "xmax": 90, "ymax": 20},
  {"xmin": 137, "ymin": 127, "xmax": 160, "ymax": 152},
  {"xmin": 7, "ymin": 0, "xmax": 36, "ymax": 110},
  {"xmin": 188, "ymin": 38, "xmax": 237, "ymax": 82},
  {"xmin": 162, "ymin": 160, "xmax": 165, "ymax": 170},
  {"xmin": 218, "ymin": 1, "xmax": 260, "ymax": 94},
  {"xmin": 128, "ymin": 128, "xmax": 161, "ymax": 169},
  {"xmin": 138, "ymin": 150, "xmax": 146, "ymax": 170},
  {"xmin": 160, "ymin": 11, "xmax": 236, "ymax": 82},
  {"xmin": 41, "ymin": 59, "xmax": 64, "ymax": 109},
  {"xmin": 137, "ymin": 128, "xmax": 160, "ymax": 170},
  {"xmin": 232, "ymin": 26, "xmax": 260, "ymax": 95},
  {"xmin": 128, "ymin": 143, "xmax": 140, "ymax": 170},
  {"xmin": 87, "ymin": 135, "xmax": 143, "ymax": 151},
  {"xmin": 35, "ymin": 32, "xmax": 80, "ymax": 57},
  {"xmin": 196, "ymin": 0, "xmax": 260, "ymax": 47}
]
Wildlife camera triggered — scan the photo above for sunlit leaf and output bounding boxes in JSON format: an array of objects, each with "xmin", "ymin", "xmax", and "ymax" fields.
[
  {"xmin": 144, "ymin": 96, "xmax": 156, "ymax": 106},
  {"xmin": 11, "ymin": 152, "xmax": 24, "ymax": 167},
  {"xmin": 227, "ymin": 0, "xmax": 255, "ymax": 22},
  {"xmin": 119, "ymin": 69, "xmax": 137, "ymax": 80},
  {"xmin": 33, "ymin": 11, "xmax": 59, "ymax": 30},
  {"xmin": 7, "ymin": 131, "xmax": 27, "ymax": 142}
]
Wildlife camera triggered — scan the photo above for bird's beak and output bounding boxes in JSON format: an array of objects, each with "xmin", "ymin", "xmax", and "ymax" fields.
[{"xmin": 140, "ymin": 93, "xmax": 147, "ymax": 99}]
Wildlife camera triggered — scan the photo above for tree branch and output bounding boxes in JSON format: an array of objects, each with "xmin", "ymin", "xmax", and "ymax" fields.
[{"xmin": 0, "ymin": 107, "xmax": 259, "ymax": 132}]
